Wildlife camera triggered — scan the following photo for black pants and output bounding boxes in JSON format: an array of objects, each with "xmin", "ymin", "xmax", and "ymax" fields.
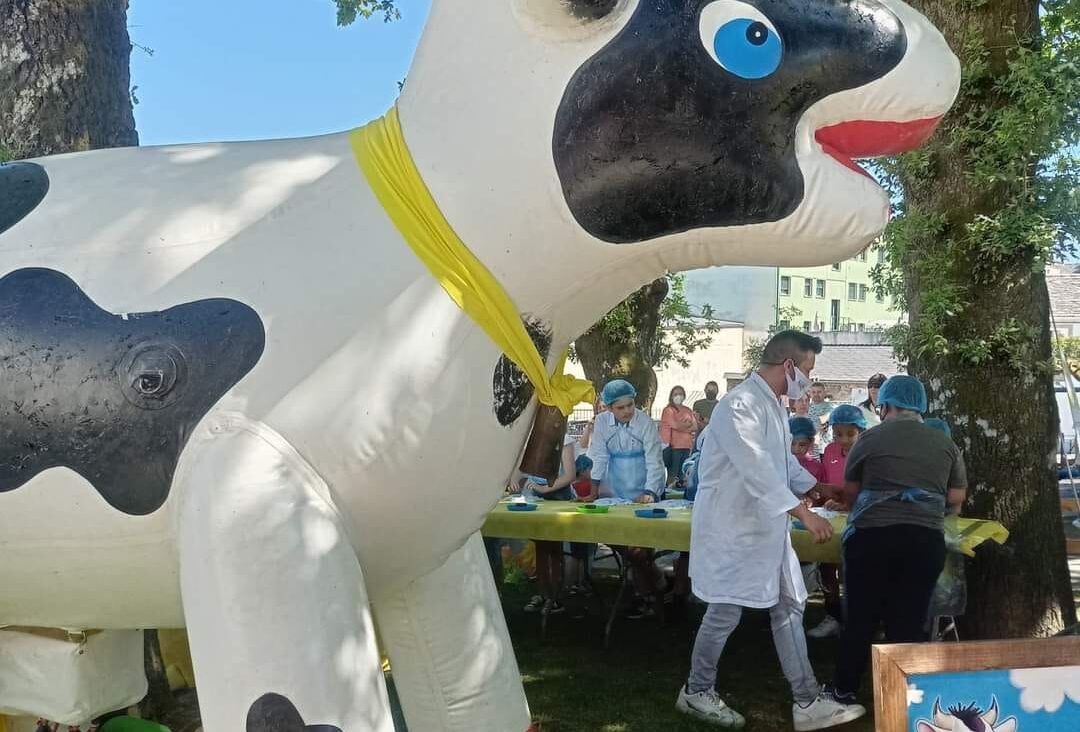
[
  {"xmin": 834, "ymin": 524, "xmax": 945, "ymax": 695},
  {"xmin": 663, "ymin": 447, "xmax": 691, "ymax": 483}
]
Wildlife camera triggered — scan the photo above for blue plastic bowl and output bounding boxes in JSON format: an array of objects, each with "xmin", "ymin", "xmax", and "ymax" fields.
[
  {"xmin": 507, "ymin": 503, "xmax": 538, "ymax": 512},
  {"xmin": 635, "ymin": 508, "xmax": 668, "ymax": 519}
]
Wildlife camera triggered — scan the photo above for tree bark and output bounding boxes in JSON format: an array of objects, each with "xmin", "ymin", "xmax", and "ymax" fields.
[
  {"xmin": 0, "ymin": 0, "xmax": 166, "ymax": 714},
  {"xmin": 902, "ymin": 0, "xmax": 1076, "ymax": 638},
  {"xmin": 0, "ymin": 0, "xmax": 137, "ymax": 159},
  {"xmin": 140, "ymin": 629, "xmax": 174, "ymax": 721},
  {"xmin": 575, "ymin": 278, "xmax": 668, "ymax": 413}
]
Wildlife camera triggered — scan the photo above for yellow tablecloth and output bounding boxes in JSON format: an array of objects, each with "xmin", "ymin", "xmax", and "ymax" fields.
[{"xmin": 481, "ymin": 501, "xmax": 1009, "ymax": 563}]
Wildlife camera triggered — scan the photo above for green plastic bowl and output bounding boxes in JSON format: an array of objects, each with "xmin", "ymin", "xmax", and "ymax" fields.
[
  {"xmin": 100, "ymin": 718, "xmax": 172, "ymax": 732},
  {"xmin": 577, "ymin": 504, "xmax": 609, "ymax": 514}
]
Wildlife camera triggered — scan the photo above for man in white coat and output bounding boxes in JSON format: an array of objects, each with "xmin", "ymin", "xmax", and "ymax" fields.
[{"xmin": 676, "ymin": 331, "xmax": 866, "ymax": 731}]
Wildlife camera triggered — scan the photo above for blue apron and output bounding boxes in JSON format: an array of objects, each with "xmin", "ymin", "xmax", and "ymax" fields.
[
  {"xmin": 843, "ymin": 486, "xmax": 947, "ymax": 543},
  {"xmin": 606, "ymin": 426, "xmax": 647, "ymax": 501}
]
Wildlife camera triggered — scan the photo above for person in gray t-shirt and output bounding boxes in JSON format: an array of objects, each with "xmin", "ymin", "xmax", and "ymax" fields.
[
  {"xmin": 829, "ymin": 375, "xmax": 968, "ymax": 703},
  {"xmin": 843, "ymin": 418, "xmax": 967, "ymax": 532}
]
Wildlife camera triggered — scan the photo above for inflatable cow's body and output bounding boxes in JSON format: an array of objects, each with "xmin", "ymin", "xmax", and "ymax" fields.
[{"xmin": 0, "ymin": 1, "xmax": 960, "ymax": 730}]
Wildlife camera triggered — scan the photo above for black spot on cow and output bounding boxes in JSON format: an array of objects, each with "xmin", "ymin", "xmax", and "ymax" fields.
[
  {"xmin": 553, "ymin": 0, "xmax": 907, "ymax": 243},
  {"xmin": 246, "ymin": 693, "xmax": 342, "ymax": 732},
  {"xmin": 0, "ymin": 162, "xmax": 49, "ymax": 236},
  {"xmin": 0, "ymin": 268, "xmax": 265, "ymax": 515},
  {"xmin": 493, "ymin": 318, "xmax": 552, "ymax": 426},
  {"xmin": 568, "ymin": 0, "xmax": 620, "ymax": 19}
]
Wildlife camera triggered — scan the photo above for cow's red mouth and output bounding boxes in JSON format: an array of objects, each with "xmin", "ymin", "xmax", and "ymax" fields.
[{"xmin": 814, "ymin": 117, "xmax": 944, "ymax": 180}]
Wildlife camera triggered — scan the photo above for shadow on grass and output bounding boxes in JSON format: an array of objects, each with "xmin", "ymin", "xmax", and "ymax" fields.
[{"xmin": 503, "ymin": 578, "xmax": 876, "ymax": 732}]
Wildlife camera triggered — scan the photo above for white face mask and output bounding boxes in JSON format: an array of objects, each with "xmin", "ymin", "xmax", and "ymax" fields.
[
  {"xmin": 672, "ymin": 395, "xmax": 685, "ymax": 406},
  {"xmin": 785, "ymin": 361, "xmax": 812, "ymax": 400}
]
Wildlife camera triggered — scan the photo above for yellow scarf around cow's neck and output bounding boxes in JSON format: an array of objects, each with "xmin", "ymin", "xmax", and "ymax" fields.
[{"xmin": 349, "ymin": 106, "xmax": 594, "ymax": 416}]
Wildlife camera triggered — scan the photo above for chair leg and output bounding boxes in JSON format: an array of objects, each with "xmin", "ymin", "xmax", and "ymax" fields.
[{"xmin": 604, "ymin": 564, "xmax": 630, "ymax": 650}]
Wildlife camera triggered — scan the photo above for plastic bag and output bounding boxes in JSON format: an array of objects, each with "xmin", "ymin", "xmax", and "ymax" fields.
[{"xmin": 927, "ymin": 549, "xmax": 967, "ymax": 620}]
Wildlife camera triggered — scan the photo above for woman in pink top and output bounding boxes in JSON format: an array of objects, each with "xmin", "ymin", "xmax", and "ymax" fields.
[{"xmin": 660, "ymin": 385, "xmax": 697, "ymax": 486}]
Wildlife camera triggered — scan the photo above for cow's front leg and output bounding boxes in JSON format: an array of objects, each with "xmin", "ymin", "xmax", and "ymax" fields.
[
  {"xmin": 372, "ymin": 532, "xmax": 532, "ymax": 732},
  {"xmin": 176, "ymin": 418, "xmax": 394, "ymax": 732}
]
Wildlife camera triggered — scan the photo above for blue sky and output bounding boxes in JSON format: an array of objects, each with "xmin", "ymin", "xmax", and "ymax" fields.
[{"xmin": 129, "ymin": 0, "xmax": 432, "ymax": 146}]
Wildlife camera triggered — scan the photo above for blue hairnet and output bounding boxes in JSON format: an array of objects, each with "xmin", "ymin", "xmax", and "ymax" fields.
[
  {"xmin": 574, "ymin": 454, "xmax": 593, "ymax": 475},
  {"xmin": 829, "ymin": 404, "xmax": 868, "ymax": 430},
  {"xmin": 600, "ymin": 379, "xmax": 637, "ymax": 406},
  {"xmin": 878, "ymin": 375, "xmax": 928, "ymax": 414},
  {"xmin": 924, "ymin": 418, "xmax": 952, "ymax": 437},
  {"xmin": 789, "ymin": 416, "xmax": 817, "ymax": 439}
]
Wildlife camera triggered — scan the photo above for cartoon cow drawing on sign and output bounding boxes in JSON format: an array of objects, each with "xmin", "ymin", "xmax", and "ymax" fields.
[
  {"xmin": 917, "ymin": 698, "xmax": 1019, "ymax": 732},
  {"xmin": 0, "ymin": 0, "xmax": 960, "ymax": 730}
]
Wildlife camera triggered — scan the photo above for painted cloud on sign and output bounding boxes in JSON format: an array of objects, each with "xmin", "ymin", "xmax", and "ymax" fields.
[{"xmin": 1009, "ymin": 666, "xmax": 1080, "ymax": 713}]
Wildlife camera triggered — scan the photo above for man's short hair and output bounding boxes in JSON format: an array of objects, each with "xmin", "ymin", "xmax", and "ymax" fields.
[
  {"xmin": 811, "ymin": 381, "xmax": 826, "ymax": 389},
  {"xmin": 761, "ymin": 330, "xmax": 823, "ymax": 365},
  {"xmin": 705, "ymin": 380, "xmax": 718, "ymax": 389}
]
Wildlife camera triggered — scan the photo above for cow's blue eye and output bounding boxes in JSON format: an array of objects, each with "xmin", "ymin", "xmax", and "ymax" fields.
[{"xmin": 713, "ymin": 18, "xmax": 782, "ymax": 79}]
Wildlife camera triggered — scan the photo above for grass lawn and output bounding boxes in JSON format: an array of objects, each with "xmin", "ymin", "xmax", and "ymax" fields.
[{"xmin": 502, "ymin": 577, "xmax": 876, "ymax": 732}]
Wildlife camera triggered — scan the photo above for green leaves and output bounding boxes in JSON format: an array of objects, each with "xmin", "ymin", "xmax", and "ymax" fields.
[
  {"xmin": 575, "ymin": 273, "xmax": 724, "ymax": 372},
  {"xmin": 872, "ymin": 0, "xmax": 1080, "ymax": 374},
  {"xmin": 333, "ymin": 0, "xmax": 401, "ymax": 26}
]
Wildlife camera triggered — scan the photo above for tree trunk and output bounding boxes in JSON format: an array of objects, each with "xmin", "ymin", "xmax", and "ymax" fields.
[
  {"xmin": 0, "ymin": 0, "xmax": 138, "ymax": 159},
  {"xmin": 139, "ymin": 630, "xmax": 174, "ymax": 721},
  {"xmin": 901, "ymin": 0, "xmax": 1076, "ymax": 638},
  {"xmin": 575, "ymin": 278, "xmax": 668, "ymax": 413},
  {"xmin": 0, "ymin": 0, "xmax": 167, "ymax": 713}
]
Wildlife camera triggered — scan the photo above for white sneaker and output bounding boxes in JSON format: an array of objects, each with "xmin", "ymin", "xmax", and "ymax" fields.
[
  {"xmin": 793, "ymin": 692, "xmax": 866, "ymax": 731},
  {"xmin": 807, "ymin": 616, "xmax": 843, "ymax": 639},
  {"xmin": 676, "ymin": 685, "xmax": 746, "ymax": 728}
]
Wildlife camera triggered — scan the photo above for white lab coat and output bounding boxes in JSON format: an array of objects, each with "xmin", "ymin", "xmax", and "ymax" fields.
[
  {"xmin": 689, "ymin": 373, "xmax": 818, "ymax": 608},
  {"xmin": 587, "ymin": 408, "xmax": 666, "ymax": 499}
]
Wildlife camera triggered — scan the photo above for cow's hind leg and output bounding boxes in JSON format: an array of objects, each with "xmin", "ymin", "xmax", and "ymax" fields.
[
  {"xmin": 372, "ymin": 531, "xmax": 532, "ymax": 732},
  {"xmin": 176, "ymin": 418, "xmax": 394, "ymax": 732}
]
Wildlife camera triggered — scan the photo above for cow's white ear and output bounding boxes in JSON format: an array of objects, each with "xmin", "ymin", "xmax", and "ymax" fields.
[{"xmin": 512, "ymin": 0, "xmax": 631, "ymax": 40}]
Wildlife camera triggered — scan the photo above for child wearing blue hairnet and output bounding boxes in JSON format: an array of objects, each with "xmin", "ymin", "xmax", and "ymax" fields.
[
  {"xmin": 790, "ymin": 416, "xmax": 825, "ymax": 483},
  {"xmin": 807, "ymin": 405, "xmax": 868, "ymax": 641}
]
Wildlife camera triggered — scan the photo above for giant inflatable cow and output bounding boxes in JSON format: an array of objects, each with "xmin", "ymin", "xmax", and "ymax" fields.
[{"xmin": 0, "ymin": 0, "xmax": 960, "ymax": 730}]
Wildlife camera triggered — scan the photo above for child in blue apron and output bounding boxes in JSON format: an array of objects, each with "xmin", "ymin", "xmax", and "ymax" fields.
[{"xmin": 586, "ymin": 379, "xmax": 667, "ymax": 619}]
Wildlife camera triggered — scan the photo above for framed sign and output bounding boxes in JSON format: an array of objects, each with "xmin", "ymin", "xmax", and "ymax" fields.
[{"xmin": 873, "ymin": 637, "xmax": 1080, "ymax": 731}]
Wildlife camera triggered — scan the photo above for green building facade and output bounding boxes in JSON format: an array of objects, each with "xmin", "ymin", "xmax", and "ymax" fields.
[{"xmin": 776, "ymin": 244, "xmax": 900, "ymax": 332}]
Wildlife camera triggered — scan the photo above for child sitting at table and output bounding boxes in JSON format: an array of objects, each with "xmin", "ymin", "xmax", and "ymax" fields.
[
  {"xmin": 521, "ymin": 432, "xmax": 578, "ymax": 616},
  {"xmin": 807, "ymin": 405, "xmax": 867, "ymax": 640},
  {"xmin": 567, "ymin": 456, "xmax": 597, "ymax": 595}
]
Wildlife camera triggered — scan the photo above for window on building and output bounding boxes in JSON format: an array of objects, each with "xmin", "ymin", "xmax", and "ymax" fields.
[
  {"xmin": 848, "ymin": 283, "xmax": 858, "ymax": 300},
  {"xmin": 780, "ymin": 276, "xmax": 791, "ymax": 295},
  {"xmin": 859, "ymin": 284, "xmax": 868, "ymax": 302},
  {"xmin": 877, "ymin": 247, "xmax": 886, "ymax": 264},
  {"xmin": 804, "ymin": 278, "xmax": 813, "ymax": 297},
  {"xmin": 876, "ymin": 291, "xmax": 885, "ymax": 304},
  {"xmin": 803, "ymin": 321, "xmax": 812, "ymax": 332},
  {"xmin": 857, "ymin": 250, "xmax": 868, "ymax": 262},
  {"xmin": 832, "ymin": 263, "xmax": 842, "ymax": 272},
  {"xmin": 815, "ymin": 279, "xmax": 826, "ymax": 298}
]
